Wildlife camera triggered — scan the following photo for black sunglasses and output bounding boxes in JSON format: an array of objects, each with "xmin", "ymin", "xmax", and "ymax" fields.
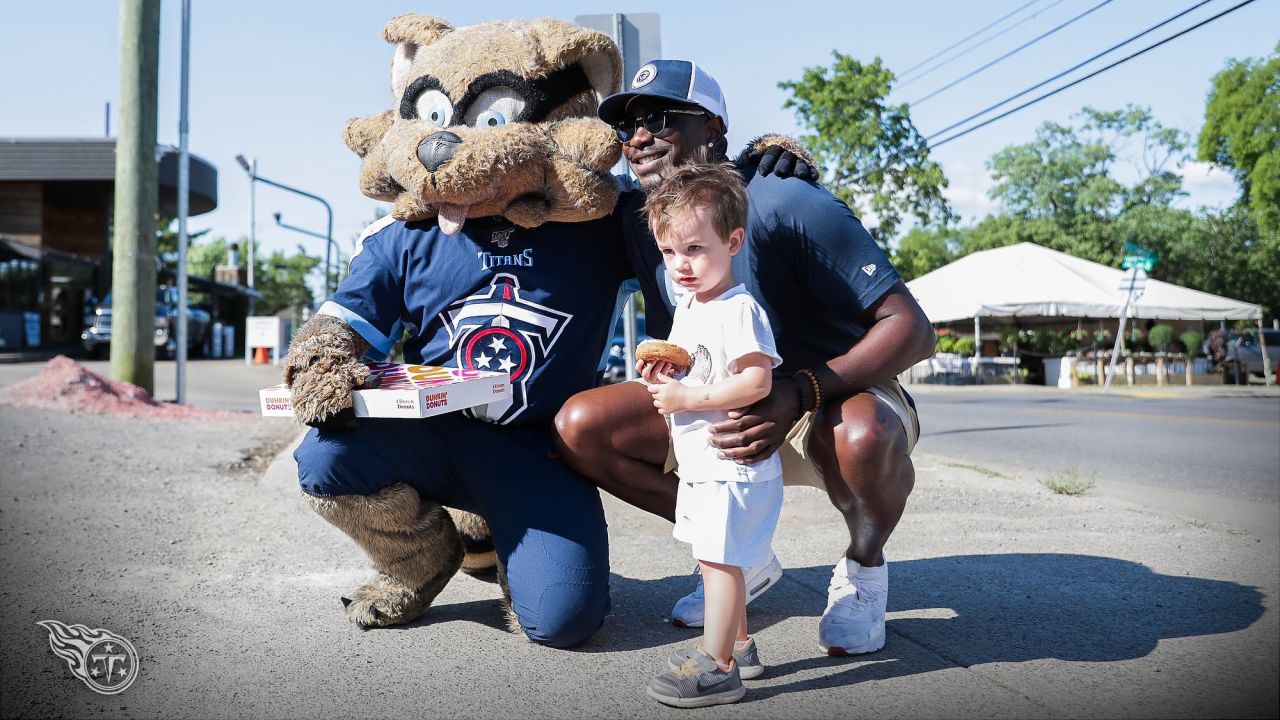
[{"xmin": 613, "ymin": 108, "xmax": 709, "ymax": 142}]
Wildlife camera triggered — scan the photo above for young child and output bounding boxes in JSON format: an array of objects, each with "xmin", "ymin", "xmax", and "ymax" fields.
[{"xmin": 639, "ymin": 163, "xmax": 783, "ymax": 708}]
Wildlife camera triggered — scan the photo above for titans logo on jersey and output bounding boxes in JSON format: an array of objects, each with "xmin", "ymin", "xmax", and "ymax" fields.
[{"xmin": 442, "ymin": 274, "xmax": 571, "ymax": 424}]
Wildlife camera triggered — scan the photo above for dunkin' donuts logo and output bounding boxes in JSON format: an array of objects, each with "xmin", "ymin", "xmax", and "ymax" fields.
[
  {"xmin": 424, "ymin": 392, "xmax": 449, "ymax": 409},
  {"xmin": 263, "ymin": 396, "xmax": 290, "ymax": 411}
]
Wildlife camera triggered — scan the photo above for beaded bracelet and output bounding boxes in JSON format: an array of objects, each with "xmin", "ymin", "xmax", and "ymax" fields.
[{"xmin": 796, "ymin": 368, "xmax": 823, "ymax": 413}]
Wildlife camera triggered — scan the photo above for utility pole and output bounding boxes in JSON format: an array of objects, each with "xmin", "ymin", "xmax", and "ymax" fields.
[
  {"xmin": 110, "ymin": 0, "xmax": 161, "ymax": 393},
  {"xmin": 175, "ymin": 0, "xmax": 192, "ymax": 404}
]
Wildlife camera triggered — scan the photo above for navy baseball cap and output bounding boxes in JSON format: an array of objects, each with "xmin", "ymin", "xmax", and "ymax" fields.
[{"xmin": 598, "ymin": 59, "xmax": 728, "ymax": 130}]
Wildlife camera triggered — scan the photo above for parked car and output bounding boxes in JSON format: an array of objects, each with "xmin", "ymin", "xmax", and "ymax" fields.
[
  {"xmin": 1216, "ymin": 329, "xmax": 1279, "ymax": 384},
  {"xmin": 82, "ymin": 286, "xmax": 212, "ymax": 359},
  {"xmin": 601, "ymin": 315, "xmax": 649, "ymax": 384}
]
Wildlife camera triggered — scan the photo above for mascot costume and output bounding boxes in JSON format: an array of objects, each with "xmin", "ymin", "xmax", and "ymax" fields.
[{"xmin": 288, "ymin": 13, "xmax": 809, "ymax": 648}]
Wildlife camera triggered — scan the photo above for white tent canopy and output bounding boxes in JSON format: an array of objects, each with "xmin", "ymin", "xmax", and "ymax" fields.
[{"xmin": 906, "ymin": 242, "xmax": 1262, "ymax": 323}]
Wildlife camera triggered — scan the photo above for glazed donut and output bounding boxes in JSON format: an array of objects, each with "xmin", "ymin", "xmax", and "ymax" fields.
[{"xmin": 636, "ymin": 339, "xmax": 691, "ymax": 372}]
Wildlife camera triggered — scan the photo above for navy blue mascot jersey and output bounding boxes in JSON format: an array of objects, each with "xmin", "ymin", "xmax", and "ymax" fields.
[
  {"xmin": 320, "ymin": 213, "xmax": 632, "ymax": 426},
  {"xmin": 622, "ymin": 167, "xmax": 902, "ymax": 373}
]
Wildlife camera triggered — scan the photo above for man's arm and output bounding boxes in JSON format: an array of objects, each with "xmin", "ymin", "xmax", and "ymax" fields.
[
  {"xmin": 806, "ymin": 282, "xmax": 935, "ymax": 401},
  {"xmin": 708, "ymin": 283, "xmax": 933, "ymax": 464}
]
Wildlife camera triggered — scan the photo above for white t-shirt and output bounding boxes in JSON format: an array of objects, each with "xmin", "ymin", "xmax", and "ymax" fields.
[{"xmin": 666, "ymin": 284, "xmax": 783, "ymax": 483}]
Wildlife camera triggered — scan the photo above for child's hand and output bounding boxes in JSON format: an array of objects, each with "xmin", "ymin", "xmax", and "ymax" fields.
[
  {"xmin": 637, "ymin": 359, "xmax": 678, "ymax": 384},
  {"xmin": 648, "ymin": 370, "xmax": 689, "ymax": 414}
]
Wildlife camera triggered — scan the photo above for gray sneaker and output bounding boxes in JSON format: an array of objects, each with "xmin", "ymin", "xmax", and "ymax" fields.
[
  {"xmin": 647, "ymin": 648, "xmax": 746, "ymax": 708},
  {"xmin": 669, "ymin": 638, "xmax": 764, "ymax": 680}
]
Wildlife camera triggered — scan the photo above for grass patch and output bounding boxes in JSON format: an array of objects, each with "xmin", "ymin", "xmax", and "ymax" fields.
[
  {"xmin": 942, "ymin": 461, "xmax": 1010, "ymax": 479},
  {"xmin": 1040, "ymin": 467, "xmax": 1096, "ymax": 496}
]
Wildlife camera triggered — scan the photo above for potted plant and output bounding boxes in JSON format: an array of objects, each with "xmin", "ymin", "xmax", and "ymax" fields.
[{"xmin": 1148, "ymin": 324, "xmax": 1174, "ymax": 354}]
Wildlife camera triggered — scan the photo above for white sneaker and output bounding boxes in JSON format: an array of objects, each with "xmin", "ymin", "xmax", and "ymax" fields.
[
  {"xmin": 818, "ymin": 557, "xmax": 887, "ymax": 656},
  {"xmin": 670, "ymin": 554, "xmax": 784, "ymax": 629}
]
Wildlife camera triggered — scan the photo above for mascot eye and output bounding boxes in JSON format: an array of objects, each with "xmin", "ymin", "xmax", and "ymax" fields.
[
  {"xmin": 463, "ymin": 87, "xmax": 526, "ymax": 129},
  {"xmin": 476, "ymin": 110, "xmax": 507, "ymax": 127},
  {"xmin": 414, "ymin": 89, "xmax": 454, "ymax": 126}
]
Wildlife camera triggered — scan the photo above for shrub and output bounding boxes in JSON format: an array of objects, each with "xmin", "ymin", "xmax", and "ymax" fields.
[
  {"xmin": 936, "ymin": 333, "xmax": 957, "ymax": 353},
  {"xmin": 1148, "ymin": 324, "xmax": 1174, "ymax": 352},
  {"xmin": 953, "ymin": 337, "xmax": 977, "ymax": 355},
  {"xmin": 1180, "ymin": 330, "xmax": 1204, "ymax": 357}
]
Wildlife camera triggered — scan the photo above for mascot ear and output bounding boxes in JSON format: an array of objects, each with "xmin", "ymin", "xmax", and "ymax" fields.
[
  {"xmin": 344, "ymin": 110, "xmax": 394, "ymax": 158},
  {"xmin": 526, "ymin": 18, "xmax": 622, "ymax": 103},
  {"xmin": 382, "ymin": 14, "xmax": 454, "ymax": 100}
]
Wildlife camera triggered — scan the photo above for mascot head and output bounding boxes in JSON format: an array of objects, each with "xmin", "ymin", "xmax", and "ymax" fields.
[{"xmin": 343, "ymin": 15, "xmax": 623, "ymax": 235}]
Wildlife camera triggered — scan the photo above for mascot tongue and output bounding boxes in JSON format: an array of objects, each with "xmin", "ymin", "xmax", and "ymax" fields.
[{"xmin": 437, "ymin": 203, "xmax": 470, "ymax": 235}]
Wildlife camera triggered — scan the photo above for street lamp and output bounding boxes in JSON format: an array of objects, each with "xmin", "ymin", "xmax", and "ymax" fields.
[
  {"xmin": 234, "ymin": 155, "xmax": 335, "ymax": 299},
  {"xmin": 274, "ymin": 211, "xmax": 342, "ymax": 294}
]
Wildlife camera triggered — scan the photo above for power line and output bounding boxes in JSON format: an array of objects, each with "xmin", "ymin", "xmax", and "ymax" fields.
[
  {"xmin": 928, "ymin": 0, "xmax": 1258, "ymax": 150},
  {"xmin": 909, "ymin": 0, "xmax": 1116, "ymax": 107},
  {"xmin": 897, "ymin": 0, "xmax": 1067, "ymax": 90},
  {"xmin": 898, "ymin": 0, "xmax": 1044, "ymax": 80},
  {"xmin": 926, "ymin": 0, "xmax": 1217, "ymax": 141}
]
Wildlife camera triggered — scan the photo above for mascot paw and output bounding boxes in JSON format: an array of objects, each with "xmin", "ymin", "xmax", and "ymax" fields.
[
  {"xmin": 341, "ymin": 573, "xmax": 431, "ymax": 630},
  {"xmin": 448, "ymin": 508, "xmax": 498, "ymax": 575},
  {"xmin": 739, "ymin": 134, "xmax": 820, "ymax": 182},
  {"xmin": 282, "ymin": 315, "xmax": 371, "ymax": 427}
]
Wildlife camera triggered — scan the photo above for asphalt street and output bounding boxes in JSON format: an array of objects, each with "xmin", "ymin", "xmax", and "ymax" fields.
[
  {"xmin": 910, "ymin": 386, "xmax": 1280, "ymax": 536},
  {"xmin": 0, "ymin": 359, "xmax": 1276, "ymax": 718}
]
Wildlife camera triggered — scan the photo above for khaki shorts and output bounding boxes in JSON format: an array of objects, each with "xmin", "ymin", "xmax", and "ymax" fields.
[{"xmin": 644, "ymin": 379, "xmax": 920, "ymax": 490}]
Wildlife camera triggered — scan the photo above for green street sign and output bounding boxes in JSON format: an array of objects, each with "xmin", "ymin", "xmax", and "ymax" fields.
[
  {"xmin": 1123, "ymin": 241, "xmax": 1155, "ymax": 258},
  {"xmin": 1122, "ymin": 255, "xmax": 1157, "ymax": 271}
]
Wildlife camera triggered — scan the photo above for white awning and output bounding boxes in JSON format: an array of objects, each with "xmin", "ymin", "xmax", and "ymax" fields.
[{"xmin": 907, "ymin": 242, "xmax": 1262, "ymax": 323}]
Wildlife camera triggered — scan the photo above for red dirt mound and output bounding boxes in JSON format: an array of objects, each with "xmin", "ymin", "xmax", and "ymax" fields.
[{"xmin": 0, "ymin": 355, "xmax": 239, "ymax": 419}]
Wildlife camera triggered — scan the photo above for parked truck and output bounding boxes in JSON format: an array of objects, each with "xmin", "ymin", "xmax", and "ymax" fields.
[{"xmin": 81, "ymin": 286, "xmax": 212, "ymax": 359}]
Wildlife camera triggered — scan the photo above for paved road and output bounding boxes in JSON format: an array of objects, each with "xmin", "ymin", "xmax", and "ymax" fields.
[{"xmin": 911, "ymin": 387, "xmax": 1280, "ymax": 536}]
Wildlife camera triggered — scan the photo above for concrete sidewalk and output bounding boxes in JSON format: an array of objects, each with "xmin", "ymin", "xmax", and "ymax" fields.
[{"xmin": 0, "ymin": 399, "xmax": 1274, "ymax": 718}]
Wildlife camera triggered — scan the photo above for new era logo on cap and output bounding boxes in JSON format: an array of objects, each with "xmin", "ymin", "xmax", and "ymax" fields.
[{"xmin": 862, "ymin": 264, "xmax": 877, "ymax": 276}]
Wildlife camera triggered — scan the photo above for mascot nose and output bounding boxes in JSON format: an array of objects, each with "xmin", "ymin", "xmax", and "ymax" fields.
[{"xmin": 417, "ymin": 131, "xmax": 462, "ymax": 172}]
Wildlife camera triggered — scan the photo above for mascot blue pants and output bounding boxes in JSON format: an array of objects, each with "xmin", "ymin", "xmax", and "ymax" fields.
[{"xmin": 296, "ymin": 415, "xmax": 611, "ymax": 647}]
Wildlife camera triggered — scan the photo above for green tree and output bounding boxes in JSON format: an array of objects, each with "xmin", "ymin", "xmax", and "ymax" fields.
[
  {"xmin": 891, "ymin": 225, "xmax": 961, "ymax": 281},
  {"xmin": 971, "ymin": 105, "xmax": 1189, "ymax": 266},
  {"xmin": 184, "ymin": 234, "xmax": 324, "ymax": 316},
  {"xmin": 984, "ymin": 106, "xmax": 1188, "ymax": 263},
  {"xmin": 1198, "ymin": 43, "xmax": 1280, "ymax": 237},
  {"xmin": 154, "ymin": 215, "xmax": 211, "ymax": 268},
  {"xmin": 253, "ymin": 249, "xmax": 321, "ymax": 316},
  {"xmin": 779, "ymin": 52, "xmax": 953, "ymax": 242},
  {"xmin": 188, "ymin": 235, "xmax": 231, "ymax": 279}
]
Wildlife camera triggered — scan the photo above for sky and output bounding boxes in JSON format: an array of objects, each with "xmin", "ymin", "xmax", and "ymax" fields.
[{"xmin": 3, "ymin": 0, "xmax": 1277, "ymax": 261}]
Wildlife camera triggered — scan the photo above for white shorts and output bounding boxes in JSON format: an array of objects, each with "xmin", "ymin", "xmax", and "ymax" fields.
[{"xmin": 673, "ymin": 476, "xmax": 783, "ymax": 567}]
